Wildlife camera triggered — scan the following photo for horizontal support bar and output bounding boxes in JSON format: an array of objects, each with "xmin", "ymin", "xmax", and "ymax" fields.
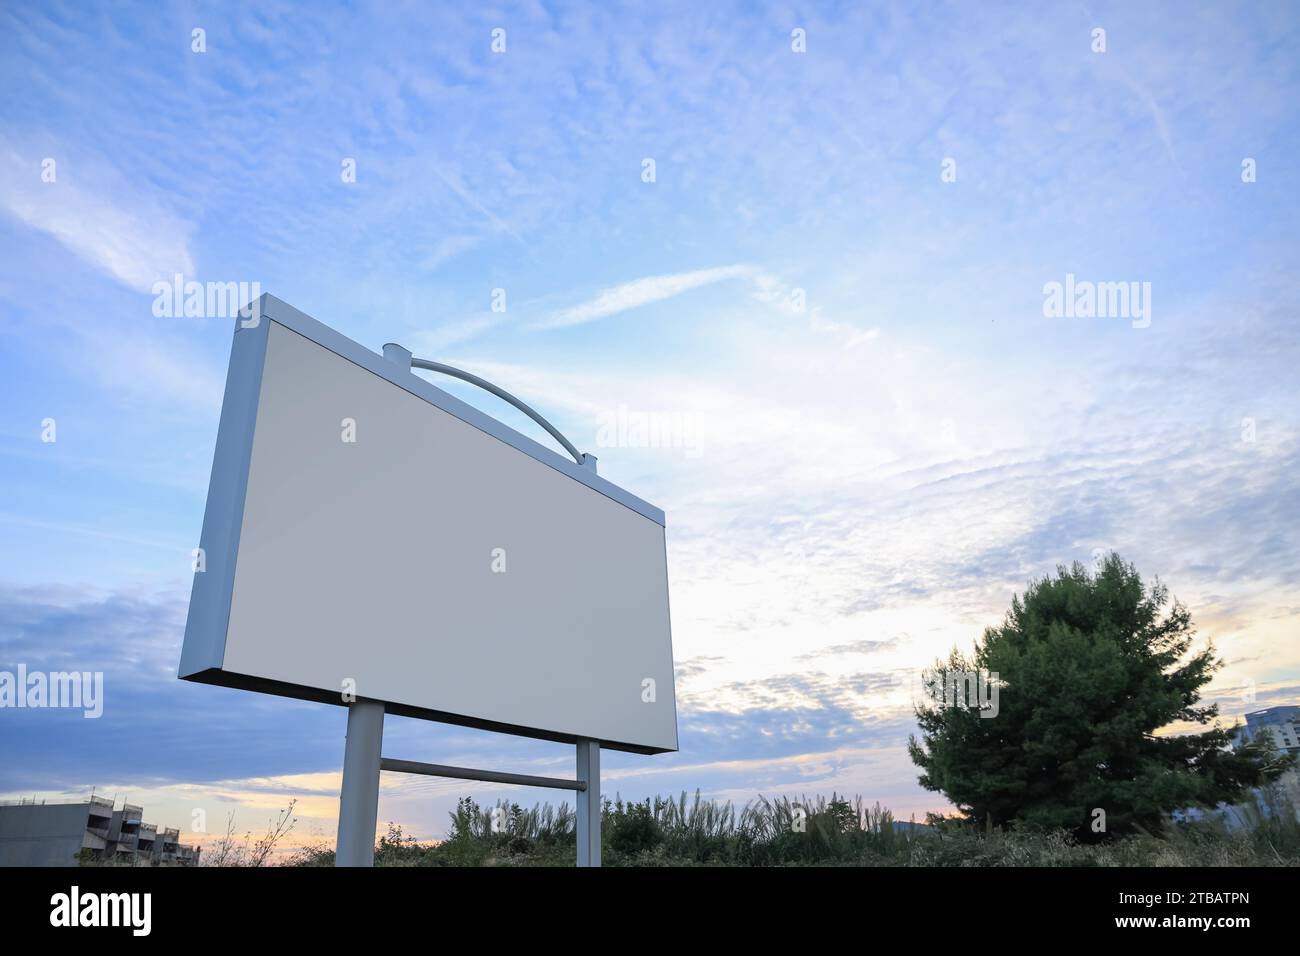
[{"xmin": 380, "ymin": 757, "xmax": 586, "ymax": 791}]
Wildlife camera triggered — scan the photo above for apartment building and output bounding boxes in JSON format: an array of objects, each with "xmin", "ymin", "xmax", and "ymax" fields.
[
  {"xmin": 1233, "ymin": 705, "xmax": 1300, "ymax": 757},
  {"xmin": 0, "ymin": 795, "xmax": 200, "ymax": 867}
]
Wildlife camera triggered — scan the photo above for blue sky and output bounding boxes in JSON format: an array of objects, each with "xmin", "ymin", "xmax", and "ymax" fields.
[{"xmin": 1, "ymin": 0, "xmax": 1298, "ymax": 849}]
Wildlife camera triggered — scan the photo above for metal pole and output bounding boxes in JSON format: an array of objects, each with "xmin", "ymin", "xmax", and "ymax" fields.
[
  {"xmin": 576, "ymin": 739, "xmax": 600, "ymax": 867},
  {"xmin": 380, "ymin": 758, "xmax": 586, "ymax": 791},
  {"xmin": 576, "ymin": 454, "xmax": 601, "ymax": 865},
  {"xmin": 409, "ymin": 356, "xmax": 585, "ymax": 466},
  {"xmin": 384, "ymin": 341, "xmax": 588, "ymax": 468},
  {"xmin": 335, "ymin": 700, "xmax": 384, "ymax": 866}
]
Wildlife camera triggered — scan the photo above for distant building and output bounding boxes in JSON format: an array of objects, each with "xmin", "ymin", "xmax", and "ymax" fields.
[
  {"xmin": 1177, "ymin": 703, "xmax": 1300, "ymax": 830},
  {"xmin": 0, "ymin": 795, "xmax": 200, "ymax": 867},
  {"xmin": 1232, "ymin": 705, "xmax": 1300, "ymax": 758}
]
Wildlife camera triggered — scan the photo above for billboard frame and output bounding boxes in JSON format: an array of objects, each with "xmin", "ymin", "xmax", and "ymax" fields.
[
  {"xmin": 180, "ymin": 294, "xmax": 673, "ymax": 754},
  {"xmin": 181, "ymin": 294, "xmax": 674, "ymax": 866}
]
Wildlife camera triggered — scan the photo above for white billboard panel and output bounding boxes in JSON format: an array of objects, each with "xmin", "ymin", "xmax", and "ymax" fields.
[{"xmin": 180, "ymin": 295, "xmax": 678, "ymax": 754}]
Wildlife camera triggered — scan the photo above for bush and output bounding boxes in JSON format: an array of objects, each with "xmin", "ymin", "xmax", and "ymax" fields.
[{"xmin": 607, "ymin": 798, "xmax": 664, "ymax": 856}]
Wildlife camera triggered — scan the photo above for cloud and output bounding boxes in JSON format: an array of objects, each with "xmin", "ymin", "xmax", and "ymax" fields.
[
  {"xmin": 407, "ymin": 314, "xmax": 508, "ymax": 353},
  {"xmin": 0, "ymin": 585, "xmax": 342, "ymax": 792},
  {"xmin": 0, "ymin": 146, "xmax": 195, "ymax": 291},
  {"xmin": 419, "ymin": 234, "xmax": 482, "ymax": 271},
  {"xmin": 535, "ymin": 265, "xmax": 754, "ymax": 330},
  {"xmin": 78, "ymin": 326, "xmax": 227, "ymax": 415},
  {"xmin": 675, "ymin": 655, "xmax": 727, "ymax": 681},
  {"xmin": 800, "ymin": 637, "xmax": 905, "ymax": 660}
]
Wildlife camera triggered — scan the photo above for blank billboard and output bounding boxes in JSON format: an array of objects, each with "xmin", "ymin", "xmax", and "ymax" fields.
[{"xmin": 180, "ymin": 295, "xmax": 678, "ymax": 754}]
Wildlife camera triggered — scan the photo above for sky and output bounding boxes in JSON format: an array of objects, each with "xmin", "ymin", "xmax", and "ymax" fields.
[{"xmin": 1, "ymin": 0, "xmax": 1298, "ymax": 853}]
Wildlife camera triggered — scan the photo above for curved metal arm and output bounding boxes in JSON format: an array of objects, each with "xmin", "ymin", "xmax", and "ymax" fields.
[{"xmin": 406, "ymin": 356, "xmax": 585, "ymax": 467}]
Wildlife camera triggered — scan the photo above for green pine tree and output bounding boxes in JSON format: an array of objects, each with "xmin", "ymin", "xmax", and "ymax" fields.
[{"xmin": 907, "ymin": 554, "xmax": 1289, "ymax": 839}]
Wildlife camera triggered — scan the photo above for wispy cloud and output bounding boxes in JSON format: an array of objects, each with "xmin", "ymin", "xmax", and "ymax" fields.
[
  {"xmin": 0, "ymin": 145, "xmax": 195, "ymax": 291},
  {"xmin": 407, "ymin": 314, "xmax": 506, "ymax": 353},
  {"xmin": 535, "ymin": 265, "xmax": 754, "ymax": 330}
]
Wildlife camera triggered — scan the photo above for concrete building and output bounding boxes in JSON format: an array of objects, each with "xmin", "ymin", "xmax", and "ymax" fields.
[
  {"xmin": 1178, "ymin": 703, "xmax": 1300, "ymax": 830},
  {"xmin": 0, "ymin": 795, "xmax": 200, "ymax": 867},
  {"xmin": 1233, "ymin": 705, "xmax": 1300, "ymax": 758}
]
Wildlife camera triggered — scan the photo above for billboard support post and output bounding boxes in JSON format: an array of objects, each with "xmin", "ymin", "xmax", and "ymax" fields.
[
  {"xmin": 576, "ymin": 453, "xmax": 601, "ymax": 866},
  {"xmin": 336, "ymin": 699, "xmax": 384, "ymax": 866},
  {"xmin": 576, "ymin": 739, "xmax": 601, "ymax": 867}
]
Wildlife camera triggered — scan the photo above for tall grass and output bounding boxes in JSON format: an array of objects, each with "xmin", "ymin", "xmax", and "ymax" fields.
[{"xmin": 285, "ymin": 784, "xmax": 1300, "ymax": 866}]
